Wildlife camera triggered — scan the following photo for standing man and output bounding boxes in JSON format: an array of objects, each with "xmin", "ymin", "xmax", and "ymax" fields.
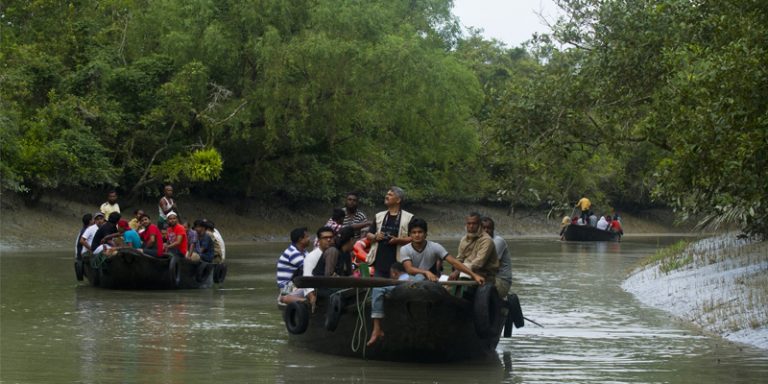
[
  {"xmin": 342, "ymin": 192, "xmax": 371, "ymax": 238},
  {"xmin": 164, "ymin": 212, "xmax": 187, "ymax": 257},
  {"xmin": 481, "ymin": 216, "xmax": 512, "ymax": 297},
  {"xmin": 276, "ymin": 227, "xmax": 310, "ymax": 304},
  {"xmin": 366, "ymin": 186, "xmax": 414, "ymax": 278},
  {"xmin": 451, "ymin": 212, "xmax": 499, "ymax": 287},
  {"xmin": 158, "ymin": 185, "xmax": 177, "ymax": 228},
  {"xmin": 576, "ymin": 194, "xmax": 591, "ymax": 224},
  {"xmin": 100, "ymin": 191, "xmax": 120, "ymax": 217}
]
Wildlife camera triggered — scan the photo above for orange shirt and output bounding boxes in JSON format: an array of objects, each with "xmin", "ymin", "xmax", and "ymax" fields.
[{"xmin": 167, "ymin": 224, "xmax": 187, "ymax": 255}]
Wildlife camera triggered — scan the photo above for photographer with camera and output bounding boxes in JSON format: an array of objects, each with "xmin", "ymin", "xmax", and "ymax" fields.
[{"xmin": 365, "ymin": 186, "xmax": 414, "ymax": 278}]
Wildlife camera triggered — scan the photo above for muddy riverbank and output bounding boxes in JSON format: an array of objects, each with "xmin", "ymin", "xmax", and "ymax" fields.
[{"xmin": 0, "ymin": 192, "xmax": 678, "ymax": 249}]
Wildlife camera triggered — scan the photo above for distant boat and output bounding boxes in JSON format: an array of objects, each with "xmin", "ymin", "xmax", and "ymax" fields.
[
  {"xmin": 562, "ymin": 224, "xmax": 621, "ymax": 242},
  {"xmin": 280, "ymin": 276, "xmax": 525, "ymax": 362},
  {"xmin": 77, "ymin": 248, "xmax": 227, "ymax": 289}
]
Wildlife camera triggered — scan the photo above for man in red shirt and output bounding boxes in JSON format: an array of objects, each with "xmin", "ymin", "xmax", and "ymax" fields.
[
  {"xmin": 609, "ymin": 216, "xmax": 624, "ymax": 236},
  {"xmin": 165, "ymin": 212, "xmax": 187, "ymax": 257},
  {"xmin": 139, "ymin": 214, "xmax": 165, "ymax": 257}
]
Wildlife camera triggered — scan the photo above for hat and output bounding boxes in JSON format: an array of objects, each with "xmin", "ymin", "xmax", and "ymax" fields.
[
  {"xmin": 117, "ymin": 219, "xmax": 130, "ymax": 230},
  {"xmin": 94, "ymin": 212, "xmax": 105, "ymax": 218},
  {"xmin": 166, "ymin": 211, "xmax": 178, "ymax": 218}
]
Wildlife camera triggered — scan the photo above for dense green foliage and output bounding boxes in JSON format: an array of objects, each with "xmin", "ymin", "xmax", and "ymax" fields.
[{"xmin": 1, "ymin": 0, "xmax": 765, "ymax": 236}]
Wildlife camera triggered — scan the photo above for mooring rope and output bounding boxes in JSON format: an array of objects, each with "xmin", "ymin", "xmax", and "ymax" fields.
[{"xmin": 350, "ymin": 287, "xmax": 371, "ymax": 358}]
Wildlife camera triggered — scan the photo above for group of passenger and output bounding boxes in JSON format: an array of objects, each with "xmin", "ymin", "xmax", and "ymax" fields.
[
  {"xmin": 75, "ymin": 185, "xmax": 226, "ymax": 264},
  {"xmin": 274, "ymin": 186, "xmax": 514, "ymax": 346},
  {"xmin": 560, "ymin": 194, "xmax": 624, "ymax": 236}
]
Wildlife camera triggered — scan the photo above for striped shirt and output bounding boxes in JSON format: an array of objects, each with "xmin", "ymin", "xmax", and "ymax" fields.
[
  {"xmin": 342, "ymin": 209, "xmax": 368, "ymax": 237},
  {"xmin": 276, "ymin": 244, "xmax": 306, "ymax": 288}
]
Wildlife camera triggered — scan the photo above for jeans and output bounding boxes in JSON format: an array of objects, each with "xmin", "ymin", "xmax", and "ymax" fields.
[{"xmin": 371, "ymin": 285, "xmax": 396, "ymax": 319}]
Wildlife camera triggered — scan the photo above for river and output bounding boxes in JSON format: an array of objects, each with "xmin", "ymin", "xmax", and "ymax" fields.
[{"xmin": 1, "ymin": 237, "xmax": 767, "ymax": 383}]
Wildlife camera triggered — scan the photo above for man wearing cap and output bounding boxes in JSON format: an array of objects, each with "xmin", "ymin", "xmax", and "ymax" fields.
[
  {"xmin": 366, "ymin": 186, "xmax": 414, "ymax": 278},
  {"xmin": 164, "ymin": 212, "xmax": 187, "ymax": 258},
  {"xmin": 189, "ymin": 220, "xmax": 214, "ymax": 262},
  {"xmin": 100, "ymin": 191, "xmax": 121, "ymax": 217},
  {"xmin": 80, "ymin": 212, "xmax": 105, "ymax": 255},
  {"xmin": 91, "ymin": 212, "xmax": 121, "ymax": 254}
]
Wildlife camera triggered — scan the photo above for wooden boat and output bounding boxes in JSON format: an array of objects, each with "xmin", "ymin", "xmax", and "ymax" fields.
[
  {"xmin": 76, "ymin": 248, "xmax": 227, "ymax": 289},
  {"xmin": 562, "ymin": 224, "xmax": 621, "ymax": 242},
  {"xmin": 280, "ymin": 276, "xmax": 525, "ymax": 363}
]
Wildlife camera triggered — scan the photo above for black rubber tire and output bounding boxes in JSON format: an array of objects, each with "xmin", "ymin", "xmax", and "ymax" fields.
[
  {"xmin": 508, "ymin": 293, "xmax": 525, "ymax": 328},
  {"xmin": 195, "ymin": 262, "xmax": 214, "ymax": 283},
  {"xmin": 75, "ymin": 260, "xmax": 84, "ymax": 281},
  {"xmin": 213, "ymin": 263, "xmax": 228, "ymax": 284},
  {"xmin": 324, "ymin": 294, "xmax": 344, "ymax": 332},
  {"xmin": 474, "ymin": 284, "xmax": 501, "ymax": 338},
  {"xmin": 168, "ymin": 256, "xmax": 181, "ymax": 288},
  {"xmin": 283, "ymin": 301, "xmax": 310, "ymax": 335}
]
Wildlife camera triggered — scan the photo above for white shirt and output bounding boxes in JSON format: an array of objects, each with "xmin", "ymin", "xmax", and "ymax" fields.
[
  {"xmin": 81, "ymin": 224, "xmax": 99, "ymax": 252},
  {"xmin": 596, "ymin": 217, "xmax": 610, "ymax": 231},
  {"xmin": 212, "ymin": 228, "xmax": 226, "ymax": 261},
  {"xmin": 302, "ymin": 248, "xmax": 324, "ymax": 295}
]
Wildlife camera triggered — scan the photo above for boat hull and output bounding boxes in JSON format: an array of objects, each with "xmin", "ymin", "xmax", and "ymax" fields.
[
  {"xmin": 283, "ymin": 281, "xmax": 508, "ymax": 362},
  {"xmin": 81, "ymin": 248, "xmax": 217, "ymax": 289},
  {"xmin": 563, "ymin": 224, "xmax": 620, "ymax": 242}
]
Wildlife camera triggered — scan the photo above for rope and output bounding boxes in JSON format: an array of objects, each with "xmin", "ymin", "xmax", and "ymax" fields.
[
  {"xmin": 90, "ymin": 252, "xmax": 108, "ymax": 269},
  {"xmin": 350, "ymin": 287, "xmax": 371, "ymax": 358}
]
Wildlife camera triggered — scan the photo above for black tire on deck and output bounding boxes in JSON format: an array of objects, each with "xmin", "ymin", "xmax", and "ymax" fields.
[{"xmin": 324, "ymin": 294, "xmax": 344, "ymax": 332}]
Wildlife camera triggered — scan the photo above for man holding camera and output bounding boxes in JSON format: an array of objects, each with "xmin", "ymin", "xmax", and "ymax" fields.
[{"xmin": 366, "ymin": 186, "xmax": 414, "ymax": 277}]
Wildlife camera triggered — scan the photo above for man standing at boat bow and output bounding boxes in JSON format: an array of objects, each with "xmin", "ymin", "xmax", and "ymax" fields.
[{"xmin": 366, "ymin": 186, "xmax": 414, "ymax": 277}]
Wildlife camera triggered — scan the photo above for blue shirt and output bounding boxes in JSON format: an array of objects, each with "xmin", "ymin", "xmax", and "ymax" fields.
[
  {"xmin": 123, "ymin": 229, "xmax": 142, "ymax": 249},
  {"xmin": 195, "ymin": 233, "xmax": 214, "ymax": 262}
]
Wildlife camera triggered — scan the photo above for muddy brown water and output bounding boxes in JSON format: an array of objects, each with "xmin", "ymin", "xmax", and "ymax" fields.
[{"xmin": 1, "ymin": 237, "xmax": 767, "ymax": 383}]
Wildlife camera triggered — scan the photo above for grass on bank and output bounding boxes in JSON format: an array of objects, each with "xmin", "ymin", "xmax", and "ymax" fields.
[{"xmin": 636, "ymin": 239, "xmax": 693, "ymax": 274}]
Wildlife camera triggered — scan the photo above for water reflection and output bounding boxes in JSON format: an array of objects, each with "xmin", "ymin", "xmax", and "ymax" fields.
[{"xmin": 2, "ymin": 239, "xmax": 768, "ymax": 383}]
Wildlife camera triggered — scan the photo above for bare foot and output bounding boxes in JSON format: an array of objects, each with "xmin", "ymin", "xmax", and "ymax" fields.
[{"xmin": 366, "ymin": 329, "xmax": 384, "ymax": 347}]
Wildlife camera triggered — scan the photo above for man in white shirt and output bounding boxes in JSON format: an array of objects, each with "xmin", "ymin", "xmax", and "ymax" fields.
[
  {"xmin": 596, "ymin": 215, "xmax": 610, "ymax": 231},
  {"xmin": 80, "ymin": 212, "xmax": 105, "ymax": 255}
]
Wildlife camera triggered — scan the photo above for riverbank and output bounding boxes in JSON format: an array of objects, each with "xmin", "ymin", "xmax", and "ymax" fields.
[
  {"xmin": 622, "ymin": 235, "xmax": 768, "ymax": 350},
  {"xmin": 0, "ymin": 192, "xmax": 677, "ymax": 250}
]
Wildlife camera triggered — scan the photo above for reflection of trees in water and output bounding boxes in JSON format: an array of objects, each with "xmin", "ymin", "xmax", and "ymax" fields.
[{"xmin": 74, "ymin": 289, "xmax": 220, "ymax": 383}]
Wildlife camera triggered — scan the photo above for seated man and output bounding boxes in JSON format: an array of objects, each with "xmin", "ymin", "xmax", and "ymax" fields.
[
  {"xmin": 596, "ymin": 215, "xmax": 610, "ymax": 231},
  {"xmin": 400, "ymin": 218, "xmax": 484, "ymax": 285},
  {"xmin": 276, "ymin": 227, "xmax": 310, "ymax": 304},
  {"xmin": 91, "ymin": 212, "xmax": 120, "ymax": 254},
  {"xmin": 139, "ymin": 214, "xmax": 164, "ymax": 257},
  {"xmin": 118, "ymin": 219, "xmax": 142, "ymax": 249},
  {"xmin": 366, "ymin": 262, "xmax": 410, "ymax": 346},
  {"xmin": 189, "ymin": 220, "xmax": 214, "ymax": 262},
  {"xmin": 164, "ymin": 212, "xmax": 187, "ymax": 257},
  {"xmin": 312, "ymin": 227, "xmax": 355, "ymax": 277},
  {"xmin": 452, "ymin": 212, "xmax": 499, "ymax": 286}
]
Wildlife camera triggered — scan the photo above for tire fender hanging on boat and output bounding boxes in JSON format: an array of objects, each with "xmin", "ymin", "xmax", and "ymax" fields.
[
  {"xmin": 213, "ymin": 263, "xmax": 228, "ymax": 284},
  {"xmin": 168, "ymin": 256, "xmax": 181, "ymax": 287},
  {"xmin": 508, "ymin": 293, "xmax": 525, "ymax": 329},
  {"xmin": 74, "ymin": 260, "xmax": 84, "ymax": 281},
  {"xmin": 195, "ymin": 262, "xmax": 214, "ymax": 283},
  {"xmin": 325, "ymin": 294, "xmax": 344, "ymax": 332},
  {"xmin": 473, "ymin": 284, "xmax": 501, "ymax": 338},
  {"xmin": 284, "ymin": 301, "xmax": 310, "ymax": 335}
]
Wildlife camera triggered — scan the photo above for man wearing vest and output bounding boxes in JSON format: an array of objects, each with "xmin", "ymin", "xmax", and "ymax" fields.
[{"xmin": 365, "ymin": 186, "xmax": 414, "ymax": 277}]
